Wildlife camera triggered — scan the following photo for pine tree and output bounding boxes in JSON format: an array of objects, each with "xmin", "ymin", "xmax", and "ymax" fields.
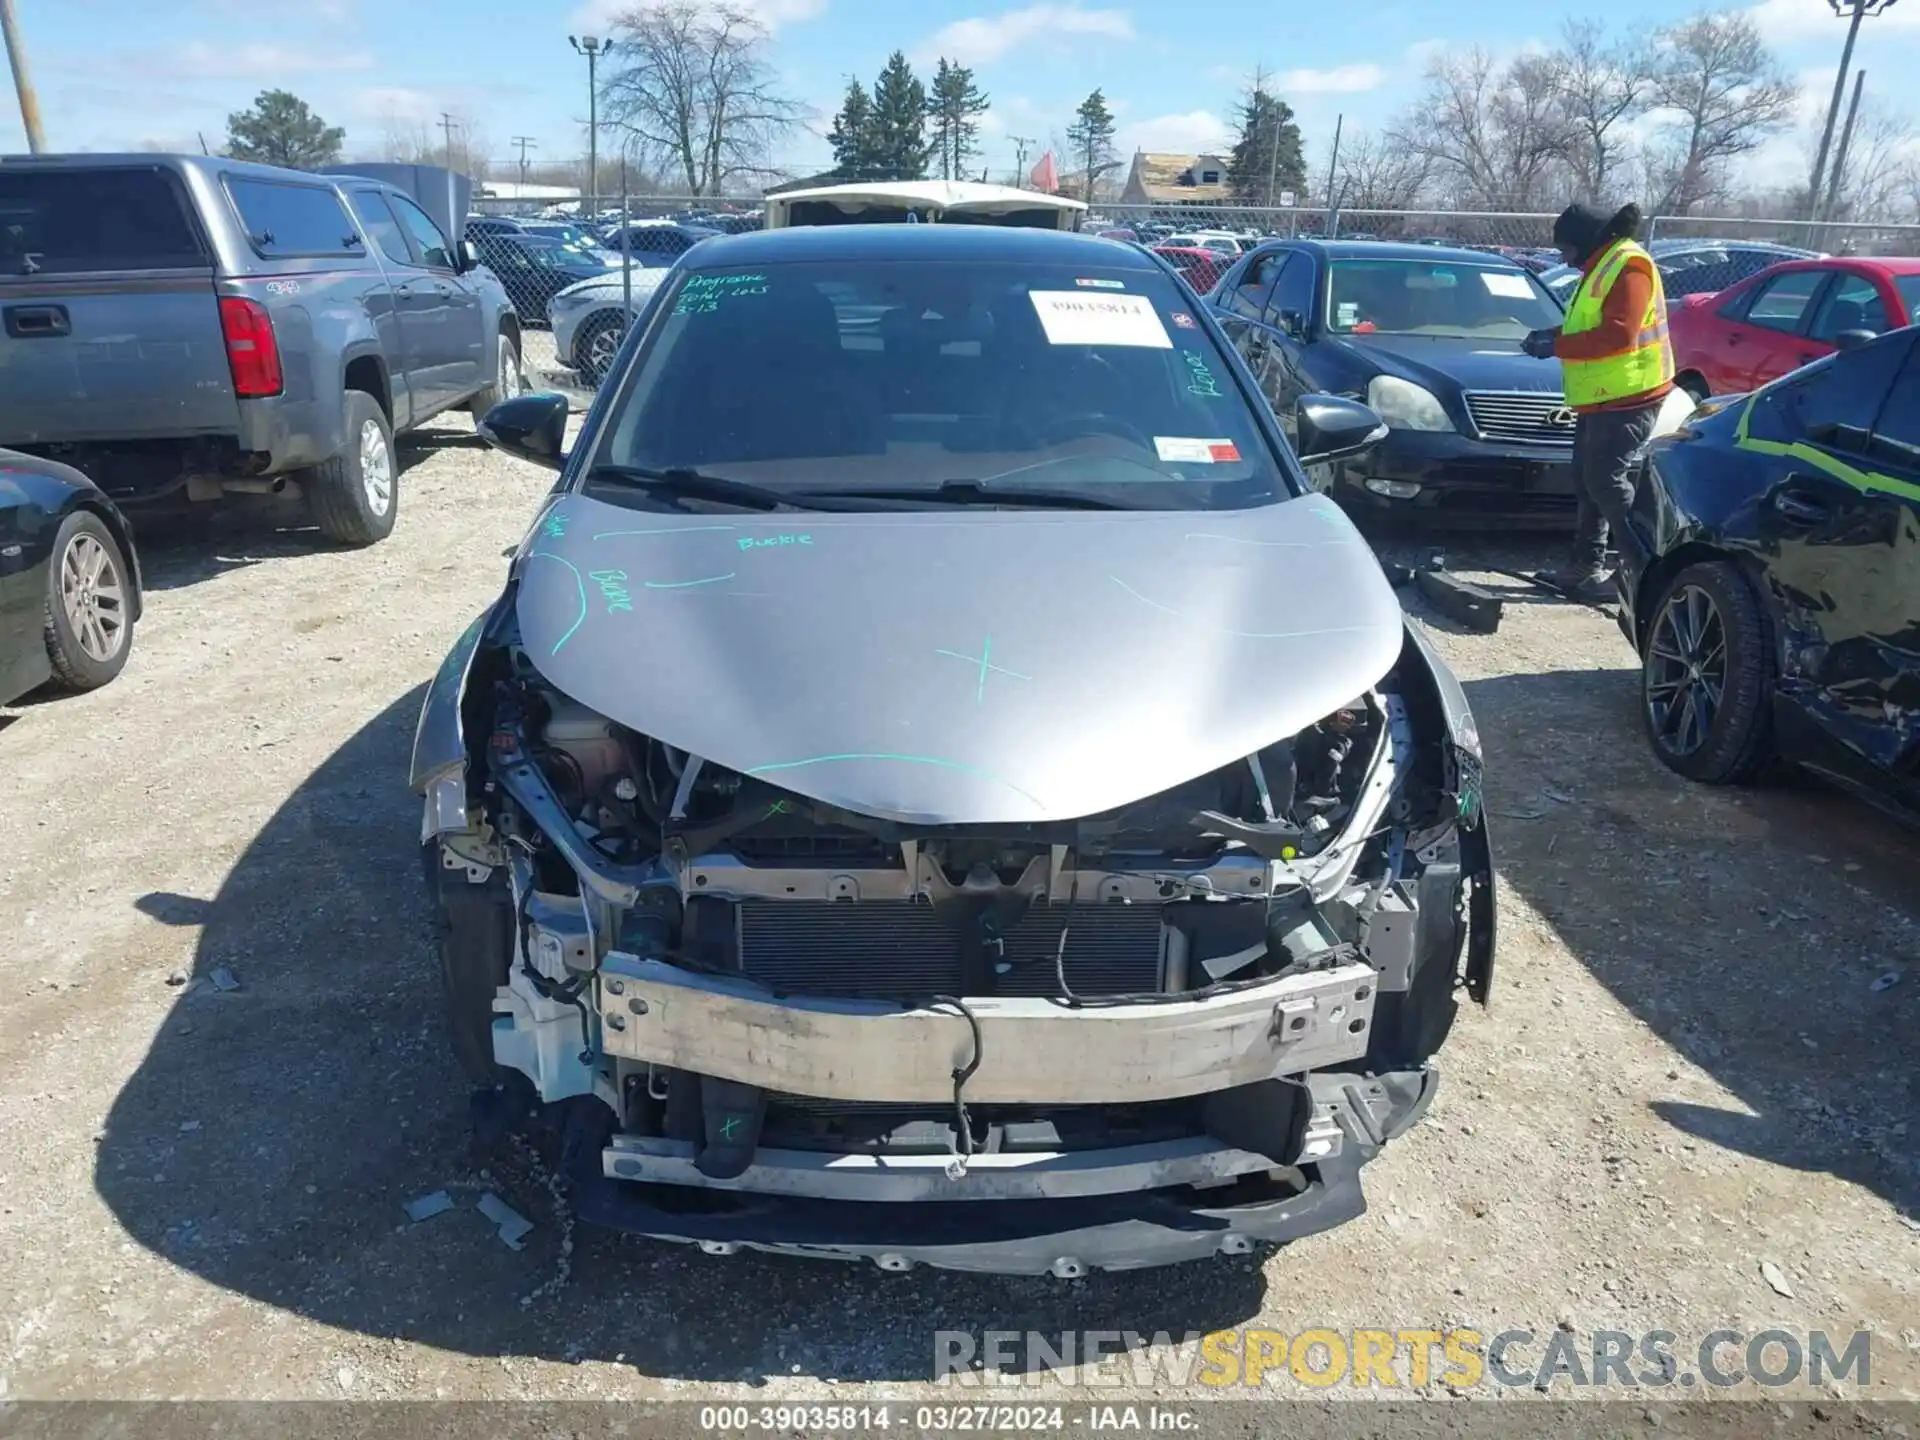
[
  {"xmin": 827, "ymin": 77, "xmax": 876, "ymax": 180},
  {"xmin": 927, "ymin": 59, "xmax": 990, "ymax": 181},
  {"xmin": 866, "ymin": 51, "xmax": 929, "ymax": 182},
  {"xmin": 1065, "ymin": 89, "xmax": 1117, "ymax": 202},
  {"xmin": 1226, "ymin": 77, "xmax": 1306, "ymax": 205},
  {"xmin": 224, "ymin": 89, "xmax": 345, "ymax": 170}
]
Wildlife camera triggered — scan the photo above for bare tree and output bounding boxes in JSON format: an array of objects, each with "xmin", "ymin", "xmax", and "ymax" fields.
[
  {"xmin": 1389, "ymin": 47, "xmax": 1572, "ymax": 210},
  {"xmin": 1549, "ymin": 19, "xmax": 1656, "ymax": 199},
  {"xmin": 1647, "ymin": 11, "xmax": 1797, "ymax": 215},
  {"xmin": 1334, "ymin": 129, "xmax": 1433, "ymax": 210},
  {"xmin": 1813, "ymin": 101, "xmax": 1919, "ymax": 223},
  {"xmin": 600, "ymin": 1, "xmax": 803, "ymax": 197}
]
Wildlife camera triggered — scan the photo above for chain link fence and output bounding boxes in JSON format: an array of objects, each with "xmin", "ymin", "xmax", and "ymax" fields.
[{"xmin": 459, "ymin": 192, "xmax": 1920, "ymax": 393}]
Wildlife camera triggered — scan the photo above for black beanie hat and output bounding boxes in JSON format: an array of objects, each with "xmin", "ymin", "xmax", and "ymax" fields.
[{"xmin": 1553, "ymin": 202, "xmax": 1609, "ymax": 255}]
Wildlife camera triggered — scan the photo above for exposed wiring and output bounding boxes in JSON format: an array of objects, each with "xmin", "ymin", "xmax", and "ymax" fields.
[
  {"xmin": 1052, "ymin": 921, "xmax": 1079, "ymax": 1001},
  {"xmin": 929, "ymin": 994, "xmax": 983, "ymax": 1162}
]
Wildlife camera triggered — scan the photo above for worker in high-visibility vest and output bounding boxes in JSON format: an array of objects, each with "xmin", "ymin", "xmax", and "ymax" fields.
[{"xmin": 1521, "ymin": 201, "xmax": 1674, "ymax": 603}]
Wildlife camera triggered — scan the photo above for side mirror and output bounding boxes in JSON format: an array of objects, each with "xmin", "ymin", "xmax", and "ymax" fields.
[
  {"xmin": 1279, "ymin": 308, "xmax": 1306, "ymax": 339},
  {"xmin": 1295, "ymin": 393, "xmax": 1389, "ymax": 464},
  {"xmin": 1833, "ymin": 328, "xmax": 1877, "ymax": 352},
  {"xmin": 478, "ymin": 392, "xmax": 570, "ymax": 471},
  {"xmin": 458, "ymin": 239, "xmax": 481, "ymax": 273}
]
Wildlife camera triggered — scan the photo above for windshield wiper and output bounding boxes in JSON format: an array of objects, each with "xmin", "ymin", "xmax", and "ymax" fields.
[
  {"xmin": 582, "ymin": 464, "xmax": 843, "ymax": 512},
  {"xmin": 816, "ymin": 479, "xmax": 1139, "ymax": 510}
]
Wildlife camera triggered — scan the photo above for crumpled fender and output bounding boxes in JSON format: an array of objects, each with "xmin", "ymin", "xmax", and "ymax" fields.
[{"xmin": 410, "ymin": 607, "xmax": 495, "ymax": 797}]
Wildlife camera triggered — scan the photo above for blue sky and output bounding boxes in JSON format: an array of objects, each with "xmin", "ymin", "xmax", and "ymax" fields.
[{"xmin": 7, "ymin": 0, "xmax": 1920, "ymax": 190}]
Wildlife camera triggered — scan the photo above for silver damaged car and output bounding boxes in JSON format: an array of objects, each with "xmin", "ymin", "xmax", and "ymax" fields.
[{"xmin": 412, "ymin": 224, "xmax": 1496, "ymax": 1275}]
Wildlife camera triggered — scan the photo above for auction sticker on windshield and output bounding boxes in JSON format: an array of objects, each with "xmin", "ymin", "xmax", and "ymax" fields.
[
  {"xmin": 1155, "ymin": 437, "xmax": 1241, "ymax": 463},
  {"xmin": 1030, "ymin": 291, "xmax": 1173, "ymax": 349},
  {"xmin": 1480, "ymin": 272, "xmax": 1535, "ymax": 299}
]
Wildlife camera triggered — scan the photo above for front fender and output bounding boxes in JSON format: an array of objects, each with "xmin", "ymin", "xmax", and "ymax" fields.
[{"xmin": 411, "ymin": 607, "xmax": 493, "ymax": 821}]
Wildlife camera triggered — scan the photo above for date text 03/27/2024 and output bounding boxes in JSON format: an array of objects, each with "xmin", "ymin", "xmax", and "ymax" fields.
[{"xmin": 695, "ymin": 1404, "xmax": 1196, "ymax": 1432}]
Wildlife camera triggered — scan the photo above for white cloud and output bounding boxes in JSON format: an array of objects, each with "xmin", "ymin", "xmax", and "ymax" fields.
[
  {"xmin": 917, "ymin": 5, "xmax": 1134, "ymax": 66},
  {"xmin": 568, "ymin": 0, "xmax": 827, "ymax": 35},
  {"xmin": 1276, "ymin": 63, "xmax": 1385, "ymax": 95},
  {"xmin": 1748, "ymin": 0, "xmax": 1920, "ymax": 46},
  {"xmin": 350, "ymin": 86, "xmax": 440, "ymax": 124},
  {"xmin": 1115, "ymin": 109, "xmax": 1233, "ymax": 157},
  {"xmin": 174, "ymin": 40, "xmax": 375, "ymax": 78}
]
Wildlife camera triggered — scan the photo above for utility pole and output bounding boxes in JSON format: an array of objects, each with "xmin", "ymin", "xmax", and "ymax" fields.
[
  {"xmin": 0, "ymin": 0, "xmax": 46, "ymax": 154},
  {"xmin": 570, "ymin": 35, "xmax": 610, "ymax": 217},
  {"xmin": 1821, "ymin": 68, "xmax": 1867, "ymax": 224},
  {"xmin": 439, "ymin": 112, "xmax": 461, "ymax": 172},
  {"xmin": 1011, "ymin": 134, "xmax": 1035, "ymax": 186},
  {"xmin": 512, "ymin": 135, "xmax": 538, "ymax": 188},
  {"xmin": 1322, "ymin": 112, "xmax": 1344, "ymax": 236},
  {"xmin": 1808, "ymin": 1, "xmax": 1899, "ymax": 218}
]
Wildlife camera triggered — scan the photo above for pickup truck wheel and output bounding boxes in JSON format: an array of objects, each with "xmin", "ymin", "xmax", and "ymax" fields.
[
  {"xmin": 307, "ymin": 390, "xmax": 397, "ymax": 546},
  {"xmin": 468, "ymin": 333, "xmax": 527, "ymax": 421},
  {"xmin": 573, "ymin": 312, "xmax": 626, "ymax": 385},
  {"xmin": 43, "ymin": 510, "xmax": 134, "ymax": 691}
]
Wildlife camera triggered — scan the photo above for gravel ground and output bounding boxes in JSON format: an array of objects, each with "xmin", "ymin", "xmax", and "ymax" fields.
[{"xmin": 0, "ymin": 416, "xmax": 1915, "ymax": 1413}]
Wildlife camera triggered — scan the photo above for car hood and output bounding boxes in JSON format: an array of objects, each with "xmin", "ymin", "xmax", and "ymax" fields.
[
  {"xmin": 554, "ymin": 271, "xmax": 669, "ymax": 303},
  {"xmin": 513, "ymin": 491, "xmax": 1405, "ymax": 825},
  {"xmin": 1336, "ymin": 333, "xmax": 1562, "ymax": 393}
]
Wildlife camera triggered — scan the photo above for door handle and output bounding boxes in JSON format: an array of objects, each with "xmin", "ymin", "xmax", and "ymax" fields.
[
  {"xmin": 3, "ymin": 303, "xmax": 70, "ymax": 338},
  {"xmin": 394, "ymin": 282, "xmax": 414, "ymax": 296}
]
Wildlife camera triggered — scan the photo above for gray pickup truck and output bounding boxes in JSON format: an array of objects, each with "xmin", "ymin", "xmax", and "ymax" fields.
[{"xmin": 0, "ymin": 154, "xmax": 523, "ymax": 545}]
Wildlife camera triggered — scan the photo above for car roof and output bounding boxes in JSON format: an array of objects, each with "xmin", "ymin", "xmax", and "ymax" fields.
[
  {"xmin": 1282, "ymin": 239, "xmax": 1533, "ymax": 267},
  {"xmin": 682, "ymin": 224, "xmax": 1164, "ymax": 270}
]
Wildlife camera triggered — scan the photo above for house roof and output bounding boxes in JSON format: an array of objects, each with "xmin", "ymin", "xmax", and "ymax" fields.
[{"xmin": 1127, "ymin": 152, "xmax": 1233, "ymax": 203}]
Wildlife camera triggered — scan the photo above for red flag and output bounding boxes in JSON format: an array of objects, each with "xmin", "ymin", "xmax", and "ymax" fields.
[{"xmin": 1028, "ymin": 150, "xmax": 1058, "ymax": 193}]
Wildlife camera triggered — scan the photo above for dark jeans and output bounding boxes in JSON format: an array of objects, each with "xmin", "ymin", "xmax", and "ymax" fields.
[{"xmin": 1570, "ymin": 397, "xmax": 1663, "ymax": 573}]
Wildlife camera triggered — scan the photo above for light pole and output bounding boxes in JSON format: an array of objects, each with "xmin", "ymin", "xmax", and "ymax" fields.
[
  {"xmin": 1808, "ymin": 0, "xmax": 1899, "ymax": 218},
  {"xmin": 570, "ymin": 35, "xmax": 609, "ymax": 218}
]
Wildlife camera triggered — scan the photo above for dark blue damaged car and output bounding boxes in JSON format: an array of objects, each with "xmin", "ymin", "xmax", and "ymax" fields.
[{"xmin": 409, "ymin": 224, "xmax": 1496, "ymax": 1275}]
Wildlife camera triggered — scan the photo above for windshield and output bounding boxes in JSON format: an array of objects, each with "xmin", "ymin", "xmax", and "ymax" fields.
[
  {"xmin": 1326, "ymin": 259, "xmax": 1562, "ymax": 338},
  {"xmin": 594, "ymin": 258, "xmax": 1290, "ymax": 509},
  {"xmin": 1896, "ymin": 274, "xmax": 1920, "ymax": 319}
]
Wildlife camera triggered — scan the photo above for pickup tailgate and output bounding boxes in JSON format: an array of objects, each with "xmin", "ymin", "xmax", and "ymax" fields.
[{"xmin": 0, "ymin": 164, "xmax": 240, "ymax": 444}]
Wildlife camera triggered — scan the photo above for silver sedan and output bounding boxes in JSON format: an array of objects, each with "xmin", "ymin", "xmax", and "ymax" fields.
[{"xmin": 549, "ymin": 268, "xmax": 669, "ymax": 384}]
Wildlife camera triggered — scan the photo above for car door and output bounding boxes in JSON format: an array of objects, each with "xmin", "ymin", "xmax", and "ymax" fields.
[
  {"xmin": 1254, "ymin": 252, "xmax": 1320, "ymax": 441},
  {"xmin": 343, "ymin": 188, "xmax": 422, "ymax": 430},
  {"xmin": 1723, "ymin": 268, "xmax": 1828, "ymax": 392},
  {"xmin": 1212, "ymin": 248, "xmax": 1282, "ymax": 365},
  {"xmin": 1804, "ymin": 270, "xmax": 1894, "ymax": 350},
  {"xmin": 386, "ymin": 193, "xmax": 486, "ymax": 414},
  {"xmin": 1741, "ymin": 331, "xmax": 1920, "ymax": 798}
]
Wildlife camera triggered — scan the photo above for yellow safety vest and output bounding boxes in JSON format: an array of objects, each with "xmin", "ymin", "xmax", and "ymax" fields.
[{"xmin": 1560, "ymin": 238, "xmax": 1674, "ymax": 409}]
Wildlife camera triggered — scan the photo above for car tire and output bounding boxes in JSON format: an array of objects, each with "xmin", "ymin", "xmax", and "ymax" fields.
[
  {"xmin": 572, "ymin": 311, "xmax": 627, "ymax": 385},
  {"xmin": 426, "ymin": 843, "xmax": 515, "ymax": 1085},
  {"xmin": 468, "ymin": 332, "xmax": 527, "ymax": 422},
  {"xmin": 42, "ymin": 509, "xmax": 134, "ymax": 691},
  {"xmin": 307, "ymin": 389, "xmax": 397, "ymax": 547},
  {"xmin": 1640, "ymin": 559, "xmax": 1774, "ymax": 784}
]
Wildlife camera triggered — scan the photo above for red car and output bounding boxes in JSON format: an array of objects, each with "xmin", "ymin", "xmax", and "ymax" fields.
[
  {"xmin": 1153, "ymin": 245, "xmax": 1228, "ymax": 295},
  {"xmin": 1669, "ymin": 256, "xmax": 1920, "ymax": 399}
]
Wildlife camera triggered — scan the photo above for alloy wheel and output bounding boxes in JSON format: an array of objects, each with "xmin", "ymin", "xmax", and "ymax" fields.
[
  {"xmin": 586, "ymin": 319, "xmax": 625, "ymax": 380},
  {"xmin": 1646, "ymin": 582, "xmax": 1728, "ymax": 758},
  {"xmin": 59, "ymin": 532, "xmax": 127, "ymax": 663},
  {"xmin": 360, "ymin": 418, "xmax": 394, "ymax": 517}
]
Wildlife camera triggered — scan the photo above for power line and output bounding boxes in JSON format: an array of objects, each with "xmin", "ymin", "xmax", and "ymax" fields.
[
  {"xmin": 439, "ymin": 112, "xmax": 461, "ymax": 171},
  {"xmin": 512, "ymin": 135, "xmax": 539, "ymax": 186},
  {"xmin": 1010, "ymin": 134, "xmax": 1036, "ymax": 182}
]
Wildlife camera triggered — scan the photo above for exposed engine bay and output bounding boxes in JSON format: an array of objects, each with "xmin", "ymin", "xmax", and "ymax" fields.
[{"xmin": 415, "ymin": 582, "xmax": 1495, "ymax": 1275}]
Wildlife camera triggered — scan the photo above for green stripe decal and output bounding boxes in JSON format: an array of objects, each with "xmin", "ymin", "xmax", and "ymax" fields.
[{"xmin": 1732, "ymin": 394, "xmax": 1920, "ymax": 503}]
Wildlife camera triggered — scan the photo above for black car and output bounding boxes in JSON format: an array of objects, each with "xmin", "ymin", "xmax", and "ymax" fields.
[
  {"xmin": 0, "ymin": 448, "xmax": 141, "ymax": 706},
  {"xmin": 1617, "ymin": 324, "xmax": 1920, "ymax": 822},
  {"xmin": 596, "ymin": 221, "xmax": 722, "ymax": 267},
  {"xmin": 1207, "ymin": 240, "xmax": 1577, "ymax": 522},
  {"xmin": 474, "ymin": 233, "xmax": 612, "ymax": 324}
]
